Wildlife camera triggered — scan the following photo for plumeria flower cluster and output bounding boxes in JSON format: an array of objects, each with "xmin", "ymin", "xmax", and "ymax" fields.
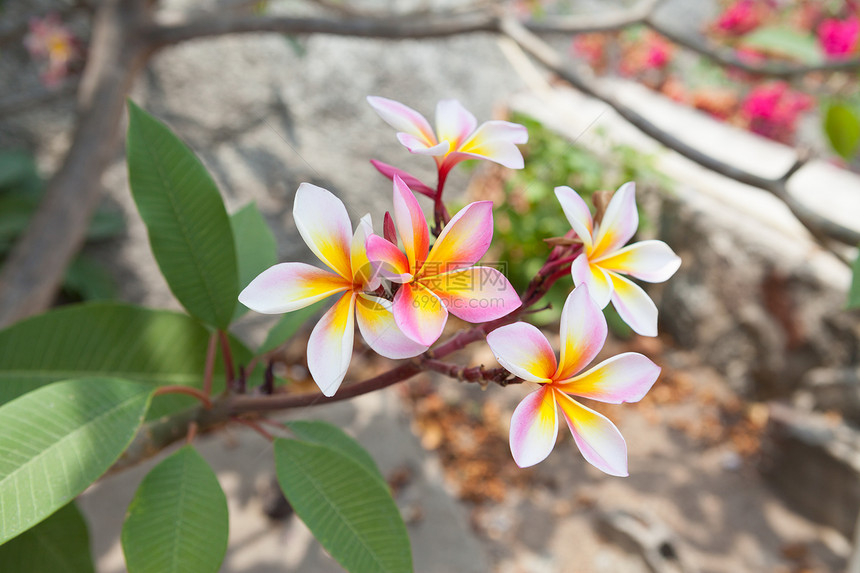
[
  {"xmin": 24, "ymin": 14, "xmax": 79, "ymax": 87},
  {"xmin": 240, "ymin": 96, "xmax": 681, "ymax": 477}
]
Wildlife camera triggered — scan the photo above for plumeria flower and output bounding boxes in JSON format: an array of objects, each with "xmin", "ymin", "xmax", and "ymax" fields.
[
  {"xmin": 487, "ymin": 284, "xmax": 661, "ymax": 474},
  {"xmin": 24, "ymin": 14, "xmax": 78, "ymax": 87},
  {"xmin": 239, "ymin": 183, "xmax": 427, "ymax": 397},
  {"xmin": 556, "ymin": 183, "xmax": 681, "ymax": 337},
  {"xmin": 365, "ymin": 176, "xmax": 521, "ymax": 347},
  {"xmin": 367, "ymin": 96, "xmax": 528, "ymax": 177}
]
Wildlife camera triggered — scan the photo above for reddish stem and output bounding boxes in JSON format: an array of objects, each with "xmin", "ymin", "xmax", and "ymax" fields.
[
  {"xmin": 202, "ymin": 332, "xmax": 218, "ymax": 397},
  {"xmin": 231, "ymin": 417, "xmax": 274, "ymax": 441},
  {"xmin": 218, "ymin": 330, "xmax": 235, "ymax": 389},
  {"xmin": 432, "ymin": 164, "xmax": 452, "ymax": 235},
  {"xmin": 154, "ymin": 385, "xmax": 213, "ymax": 409}
]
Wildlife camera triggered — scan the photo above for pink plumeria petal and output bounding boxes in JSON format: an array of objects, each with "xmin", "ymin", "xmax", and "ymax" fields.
[
  {"xmin": 486, "ymin": 322, "xmax": 557, "ymax": 383},
  {"xmin": 307, "ymin": 292, "xmax": 357, "ymax": 397},
  {"xmin": 350, "ymin": 214, "xmax": 381, "ymax": 290},
  {"xmin": 509, "ymin": 386, "xmax": 559, "ymax": 468},
  {"xmin": 397, "ymin": 133, "xmax": 451, "ymax": 156},
  {"xmin": 421, "ymin": 201, "xmax": 494, "ymax": 276},
  {"xmin": 238, "ymin": 262, "xmax": 350, "ymax": 314},
  {"xmin": 571, "ymin": 253, "xmax": 613, "ymax": 308},
  {"xmin": 392, "ymin": 176, "xmax": 430, "ymax": 273},
  {"xmin": 365, "ymin": 234, "xmax": 412, "ymax": 283},
  {"xmin": 591, "ymin": 182, "xmax": 638, "ymax": 258},
  {"xmin": 556, "ymin": 352, "xmax": 660, "ymax": 404},
  {"xmin": 456, "ymin": 120, "xmax": 528, "ymax": 169},
  {"xmin": 593, "ymin": 240, "xmax": 681, "ymax": 283},
  {"xmin": 367, "ymin": 96, "xmax": 437, "ymax": 148},
  {"xmin": 556, "ymin": 392, "xmax": 628, "ymax": 476},
  {"xmin": 293, "ymin": 183, "xmax": 354, "ymax": 280},
  {"xmin": 609, "ymin": 272, "xmax": 659, "ymax": 337},
  {"xmin": 421, "ymin": 266, "xmax": 521, "ymax": 323},
  {"xmin": 555, "ymin": 186, "xmax": 594, "ymax": 250},
  {"xmin": 555, "ymin": 284, "xmax": 608, "ymax": 381},
  {"xmin": 369, "ymin": 159, "xmax": 435, "ymax": 198},
  {"xmin": 435, "ymin": 99, "xmax": 477, "ymax": 150},
  {"xmin": 392, "ymin": 282, "xmax": 448, "ymax": 346},
  {"xmin": 355, "ymin": 294, "xmax": 428, "ymax": 359}
]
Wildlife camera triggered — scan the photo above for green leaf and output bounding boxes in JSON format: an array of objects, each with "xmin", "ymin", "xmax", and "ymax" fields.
[
  {"xmin": 848, "ymin": 248, "xmax": 860, "ymax": 309},
  {"xmin": 285, "ymin": 420, "xmax": 384, "ymax": 482},
  {"xmin": 0, "ymin": 503, "xmax": 95, "ymax": 573},
  {"xmin": 274, "ymin": 438, "xmax": 412, "ymax": 573},
  {"xmin": 231, "ymin": 202, "xmax": 277, "ymax": 322},
  {"xmin": 741, "ymin": 26, "xmax": 823, "ymax": 64},
  {"xmin": 0, "ymin": 503, "xmax": 94, "ymax": 572},
  {"xmin": 0, "ymin": 302, "xmax": 252, "ymax": 417},
  {"xmin": 0, "ymin": 378, "xmax": 154, "ymax": 544},
  {"xmin": 126, "ymin": 100, "xmax": 238, "ymax": 329},
  {"xmin": 258, "ymin": 301, "xmax": 325, "ymax": 354},
  {"xmin": 0, "ymin": 150, "xmax": 38, "ymax": 190},
  {"xmin": 122, "ymin": 446, "xmax": 228, "ymax": 573},
  {"xmin": 824, "ymin": 103, "xmax": 860, "ymax": 160},
  {"xmin": 63, "ymin": 255, "xmax": 117, "ymax": 302}
]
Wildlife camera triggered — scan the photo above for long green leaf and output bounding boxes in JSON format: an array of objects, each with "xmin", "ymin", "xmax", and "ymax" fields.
[
  {"xmin": 0, "ymin": 302, "xmax": 252, "ymax": 417},
  {"xmin": 258, "ymin": 300, "xmax": 325, "ymax": 354},
  {"xmin": 0, "ymin": 503, "xmax": 94, "ymax": 572},
  {"xmin": 285, "ymin": 420, "xmax": 384, "ymax": 482},
  {"xmin": 274, "ymin": 438, "xmax": 412, "ymax": 573},
  {"xmin": 231, "ymin": 202, "xmax": 277, "ymax": 322},
  {"xmin": 122, "ymin": 446, "xmax": 228, "ymax": 573},
  {"xmin": 126, "ymin": 101, "xmax": 238, "ymax": 329},
  {"xmin": 824, "ymin": 103, "xmax": 860, "ymax": 160},
  {"xmin": 0, "ymin": 378, "xmax": 154, "ymax": 544}
]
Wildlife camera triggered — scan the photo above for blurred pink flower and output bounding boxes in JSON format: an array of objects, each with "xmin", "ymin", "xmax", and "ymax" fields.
[
  {"xmin": 24, "ymin": 14, "xmax": 78, "ymax": 87},
  {"xmin": 715, "ymin": 0, "xmax": 763, "ymax": 35},
  {"xmin": 741, "ymin": 82, "xmax": 812, "ymax": 143},
  {"xmin": 644, "ymin": 34, "xmax": 673, "ymax": 69},
  {"xmin": 818, "ymin": 16, "xmax": 860, "ymax": 59}
]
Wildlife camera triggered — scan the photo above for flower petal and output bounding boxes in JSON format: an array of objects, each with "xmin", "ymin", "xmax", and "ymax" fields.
[
  {"xmin": 350, "ymin": 214, "xmax": 380, "ymax": 290},
  {"xmin": 393, "ymin": 176, "xmax": 430, "ymax": 273},
  {"xmin": 594, "ymin": 240, "xmax": 681, "ymax": 283},
  {"xmin": 456, "ymin": 120, "xmax": 528, "ymax": 168},
  {"xmin": 591, "ymin": 181, "xmax": 638, "ymax": 258},
  {"xmin": 392, "ymin": 282, "xmax": 448, "ymax": 346},
  {"xmin": 556, "ymin": 392, "xmax": 628, "ymax": 476},
  {"xmin": 555, "ymin": 284, "xmax": 608, "ymax": 381},
  {"xmin": 555, "ymin": 186, "xmax": 594, "ymax": 250},
  {"xmin": 486, "ymin": 322, "xmax": 557, "ymax": 383},
  {"xmin": 435, "ymin": 99, "xmax": 477, "ymax": 150},
  {"xmin": 367, "ymin": 96, "xmax": 437, "ymax": 147},
  {"xmin": 571, "ymin": 253, "xmax": 613, "ymax": 308},
  {"xmin": 557, "ymin": 352, "xmax": 660, "ymax": 404},
  {"xmin": 609, "ymin": 272, "xmax": 659, "ymax": 337},
  {"xmin": 307, "ymin": 292, "xmax": 356, "ymax": 397},
  {"xmin": 238, "ymin": 262, "xmax": 350, "ymax": 314},
  {"xmin": 397, "ymin": 133, "xmax": 450, "ymax": 156},
  {"xmin": 421, "ymin": 201, "xmax": 493, "ymax": 276},
  {"xmin": 509, "ymin": 386, "xmax": 558, "ymax": 468},
  {"xmin": 369, "ymin": 159, "xmax": 435, "ymax": 198},
  {"xmin": 293, "ymin": 183, "xmax": 353, "ymax": 279},
  {"xmin": 355, "ymin": 294, "xmax": 428, "ymax": 359},
  {"xmin": 365, "ymin": 234, "xmax": 412, "ymax": 282},
  {"xmin": 421, "ymin": 266, "xmax": 521, "ymax": 322}
]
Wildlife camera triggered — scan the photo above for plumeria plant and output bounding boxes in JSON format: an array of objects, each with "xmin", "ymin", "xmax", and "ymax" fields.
[{"xmin": 0, "ymin": 96, "xmax": 679, "ymax": 573}]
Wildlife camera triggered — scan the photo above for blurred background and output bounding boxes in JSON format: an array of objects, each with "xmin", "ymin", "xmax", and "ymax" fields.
[{"xmin": 2, "ymin": 0, "xmax": 860, "ymax": 571}]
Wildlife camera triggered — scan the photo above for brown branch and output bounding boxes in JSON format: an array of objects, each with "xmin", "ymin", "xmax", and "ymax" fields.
[
  {"xmin": 423, "ymin": 359, "xmax": 523, "ymax": 386},
  {"xmin": 0, "ymin": 0, "xmax": 155, "ymax": 328},
  {"xmin": 499, "ymin": 17, "xmax": 860, "ymax": 251},
  {"xmin": 644, "ymin": 18, "xmax": 860, "ymax": 79}
]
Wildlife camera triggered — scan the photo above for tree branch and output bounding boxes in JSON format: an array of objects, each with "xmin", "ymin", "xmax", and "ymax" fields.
[
  {"xmin": 498, "ymin": 17, "xmax": 860, "ymax": 251},
  {"xmin": 0, "ymin": 0, "xmax": 154, "ymax": 328}
]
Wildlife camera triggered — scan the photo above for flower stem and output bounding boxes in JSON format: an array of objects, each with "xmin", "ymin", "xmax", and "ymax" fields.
[
  {"xmin": 154, "ymin": 385, "xmax": 213, "ymax": 409},
  {"xmin": 218, "ymin": 330, "xmax": 235, "ymax": 390},
  {"xmin": 202, "ymin": 331, "xmax": 218, "ymax": 397}
]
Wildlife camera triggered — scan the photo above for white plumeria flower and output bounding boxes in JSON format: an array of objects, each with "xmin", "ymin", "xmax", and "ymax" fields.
[
  {"xmin": 556, "ymin": 183, "xmax": 681, "ymax": 337},
  {"xmin": 367, "ymin": 96, "xmax": 528, "ymax": 175},
  {"xmin": 239, "ymin": 184, "xmax": 426, "ymax": 397}
]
